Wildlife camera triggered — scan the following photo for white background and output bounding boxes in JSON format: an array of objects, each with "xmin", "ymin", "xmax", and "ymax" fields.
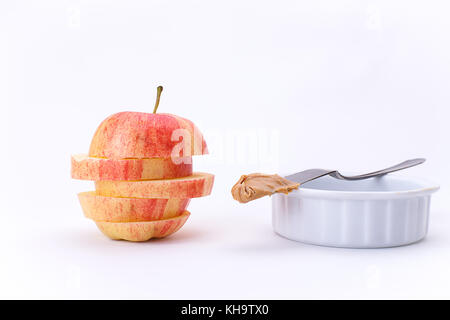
[{"xmin": 1, "ymin": 0, "xmax": 450, "ymax": 299}]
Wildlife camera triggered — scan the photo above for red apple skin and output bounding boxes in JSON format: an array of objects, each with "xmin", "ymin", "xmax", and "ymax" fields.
[
  {"xmin": 88, "ymin": 112, "xmax": 208, "ymax": 159},
  {"xmin": 94, "ymin": 172, "xmax": 214, "ymax": 199},
  {"xmin": 95, "ymin": 211, "xmax": 190, "ymax": 241},
  {"xmin": 71, "ymin": 154, "xmax": 192, "ymax": 181},
  {"xmin": 78, "ymin": 192, "xmax": 190, "ymax": 222}
]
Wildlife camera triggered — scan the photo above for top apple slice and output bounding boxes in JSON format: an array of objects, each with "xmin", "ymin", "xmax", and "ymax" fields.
[
  {"xmin": 88, "ymin": 112, "xmax": 208, "ymax": 159},
  {"xmin": 71, "ymin": 154, "xmax": 193, "ymax": 181}
]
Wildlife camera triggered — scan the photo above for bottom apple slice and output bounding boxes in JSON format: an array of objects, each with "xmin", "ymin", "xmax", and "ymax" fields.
[
  {"xmin": 95, "ymin": 211, "xmax": 190, "ymax": 242},
  {"xmin": 78, "ymin": 192, "xmax": 190, "ymax": 222}
]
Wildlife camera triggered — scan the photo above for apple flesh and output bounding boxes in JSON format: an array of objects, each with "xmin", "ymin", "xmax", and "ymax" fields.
[
  {"xmin": 95, "ymin": 211, "xmax": 190, "ymax": 241},
  {"xmin": 95, "ymin": 172, "xmax": 214, "ymax": 198},
  {"xmin": 71, "ymin": 154, "xmax": 192, "ymax": 181},
  {"xmin": 88, "ymin": 112, "xmax": 208, "ymax": 159},
  {"xmin": 78, "ymin": 192, "xmax": 190, "ymax": 222}
]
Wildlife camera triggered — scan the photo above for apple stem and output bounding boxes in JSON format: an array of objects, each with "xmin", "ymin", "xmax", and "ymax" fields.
[{"xmin": 153, "ymin": 86, "xmax": 163, "ymax": 113}]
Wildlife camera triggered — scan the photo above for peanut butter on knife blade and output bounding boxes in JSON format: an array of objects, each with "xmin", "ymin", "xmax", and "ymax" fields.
[{"xmin": 231, "ymin": 173, "xmax": 300, "ymax": 203}]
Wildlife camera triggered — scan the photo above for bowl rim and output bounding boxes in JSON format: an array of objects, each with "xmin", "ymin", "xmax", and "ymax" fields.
[{"xmin": 284, "ymin": 174, "xmax": 440, "ymax": 200}]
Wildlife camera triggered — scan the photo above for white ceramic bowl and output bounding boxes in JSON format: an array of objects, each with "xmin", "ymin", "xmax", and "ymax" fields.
[{"xmin": 272, "ymin": 174, "xmax": 439, "ymax": 248}]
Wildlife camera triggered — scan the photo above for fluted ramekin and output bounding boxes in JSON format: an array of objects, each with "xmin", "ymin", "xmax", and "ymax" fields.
[{"xmin": 272, "ymin": 174, "xmax": 439, "ymax": 248}]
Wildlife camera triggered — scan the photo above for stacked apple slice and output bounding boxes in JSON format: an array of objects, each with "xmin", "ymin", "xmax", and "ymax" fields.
[{"xmin": 71, "ymin": 87, "xmax": 214, "ymax": 241}]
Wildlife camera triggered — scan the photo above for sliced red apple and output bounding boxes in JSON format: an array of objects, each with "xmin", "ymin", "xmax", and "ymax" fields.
[
  {"xmin": 94, "ymin": 172, "xmax": 214, "ymax": 198},
  {"xmin": 71, "ymin": 154, "xmax": 192, "ymax": 181},
  {"xmin": 95, "ymin": 211, "xmax": 190, "ymax": 241},
  {"xmin": 78, "ymin": 192, "xmax": 190, "ymax": 222},
  {"xmin": 88, "ymin": 112, "xmax": 208, "ymax": 159}
]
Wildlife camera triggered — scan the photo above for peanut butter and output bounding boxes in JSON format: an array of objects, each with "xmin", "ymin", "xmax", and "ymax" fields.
[{"xmin": 231, "ymin": 173, "xmax": 300, "ymax": 203}]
